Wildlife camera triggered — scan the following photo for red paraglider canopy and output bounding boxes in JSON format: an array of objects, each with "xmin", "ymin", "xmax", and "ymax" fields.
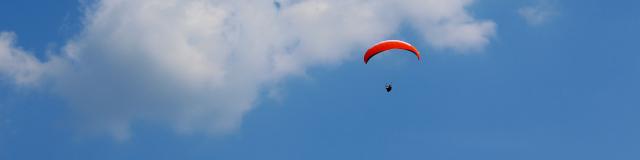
[{"xmin": 364, "ymin": 40, "xmax": 421, "ymax": 64}]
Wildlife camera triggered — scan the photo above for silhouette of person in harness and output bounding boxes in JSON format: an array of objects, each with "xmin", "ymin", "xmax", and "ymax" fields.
[{"xmin": 385, "ymin": 83, "xmax": 393, "ymax": 93}]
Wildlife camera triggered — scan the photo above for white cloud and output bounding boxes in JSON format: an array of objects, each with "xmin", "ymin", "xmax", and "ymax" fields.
[
  {"xmin": 518, "ymin": 0, "xmax": 557, "ymax": 26},
  {"xmin": 0, "ymin": 0, "xmax": 496, "ymax": 140},
  {"xmin": 0, "ymin": 32, "xmax": 45, "ymax": 86}
]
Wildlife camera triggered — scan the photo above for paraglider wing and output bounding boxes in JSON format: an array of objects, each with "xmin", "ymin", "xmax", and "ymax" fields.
[{"xmin": 364, "ymin": 40, "xmax": 421, "ymax": 64}]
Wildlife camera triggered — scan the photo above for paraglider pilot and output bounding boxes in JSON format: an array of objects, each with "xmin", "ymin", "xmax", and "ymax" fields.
[{"xmin": 385, "ymin": 83, "xmax": 393, "ymax": 93}]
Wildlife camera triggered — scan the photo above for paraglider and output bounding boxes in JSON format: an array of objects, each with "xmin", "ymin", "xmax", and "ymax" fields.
[
  {"xmin": 364, "ymin": 40, "xmax": 421, "ymax": 93},
  {"xmin": 364, "ymin": 40, "xmax": 421, "ymax": 64}
]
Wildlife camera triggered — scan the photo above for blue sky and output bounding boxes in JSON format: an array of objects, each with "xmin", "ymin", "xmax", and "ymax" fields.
[{"xmin": 1, "ymin": 0, "xmax": 640, "ymax": 159}]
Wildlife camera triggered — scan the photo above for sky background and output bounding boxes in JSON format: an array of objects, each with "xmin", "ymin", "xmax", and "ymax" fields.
[{"xmin": 1, "ymin": 0, "xmax": 640, "ymax": 159}]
